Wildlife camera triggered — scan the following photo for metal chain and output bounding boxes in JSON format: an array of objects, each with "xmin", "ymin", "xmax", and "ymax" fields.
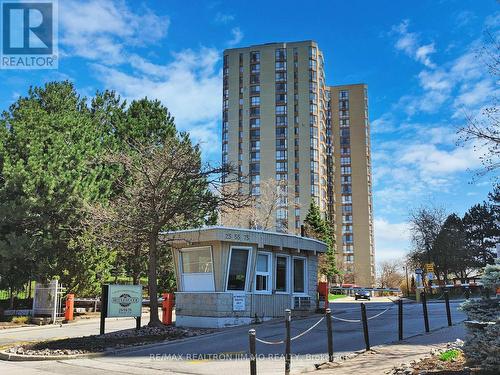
[
  {"xmin": 255, "ymin": 337, "xmax": 285, "ymax": 345},
  {"xmin": 255, "ymin": 315, "xmax": 326, "ymax": 345},
  {"xmin": 387, "ymin": 296, "xmax": 401, "ymax": 303},
  {"xmin": 330, "ymin": 315, "xmax": 361, "ymax": 323},
  {"xmin": 256, "ymin": 301, "xmax": 398, "ymax": 345},
  {"xmin": 290, "ymin": 316, "xmax": 324, "ymax": 341},
  {"xmin": 366, "ymin": 305, "xmax": 394, "ymax": 320},
  {"xmin": 433, "ymin": 292, "xmax": 445, "ymax": 300}
]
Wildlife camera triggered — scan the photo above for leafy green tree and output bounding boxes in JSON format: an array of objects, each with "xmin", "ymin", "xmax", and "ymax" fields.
[{"xmin": 304, "ymin": 201, "xmax": 339, "ymax": 282}]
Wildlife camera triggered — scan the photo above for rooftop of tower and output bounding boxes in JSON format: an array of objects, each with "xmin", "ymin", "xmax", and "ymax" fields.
[{"xmin": 224, "ymin": 40, "xmax": 318, "ymax": 52}]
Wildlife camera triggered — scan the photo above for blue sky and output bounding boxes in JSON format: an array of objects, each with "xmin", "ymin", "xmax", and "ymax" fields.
[{"xmin": 1, "ymin": 0, "xmax": 498, "ymax": 264}]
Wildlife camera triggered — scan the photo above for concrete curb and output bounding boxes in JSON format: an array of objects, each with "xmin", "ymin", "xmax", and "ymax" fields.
[
  {"xmin": 0, "ymin": 315, "xmax": 144, "ymax": 334},
  {"xmin": 0, "ymin": 350, "xmax": 106, "ymax": 361}
]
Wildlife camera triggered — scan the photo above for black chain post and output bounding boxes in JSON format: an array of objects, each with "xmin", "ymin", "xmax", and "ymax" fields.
[
  {"xmin": 398, "ymin": 299, "xmax": 403, "ymax": 341},
  {"xmin": 100, "ymin": 285, "xmax": 108, "ymax": 335},
  {"xmin": 249, "ymin": 329, "xmax": 257, "ymax": 375},
  {"xmin": 360, "ymin": 303, "xmax": 370, "ymax": 351},
  {"xmin": 444, "ymin": 291, "xmax": 452, "ymax": 327},
  {"xmin": 421, "ymin": 291, "xmax": 429, "ymax": 333},
  {"xmin": 285, "ymin": 309, "xmax": 291, "ymax": 375},
  {"xmin": 325, "ymin": 308, "xmax": 333, "ymax": 362}
]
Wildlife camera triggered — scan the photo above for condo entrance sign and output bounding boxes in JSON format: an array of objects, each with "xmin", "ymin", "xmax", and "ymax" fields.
[
  {"xmin": 100, "ymin": 284, "xmax": 142, "ymax": 334},
  {"xmin": 106, "ymin": 284, "xmax": 142, "ymax": 317}
]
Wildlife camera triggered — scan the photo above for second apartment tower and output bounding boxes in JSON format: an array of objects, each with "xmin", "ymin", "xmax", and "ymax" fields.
[{"xmin": 222, "ymin": 41, "xmax": 375, "ymax": 286}]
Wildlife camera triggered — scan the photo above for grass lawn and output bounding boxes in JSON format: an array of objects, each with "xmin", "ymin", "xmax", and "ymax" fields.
[{"xmin": 329, "ymin": 294, "xmax": 347, "ymax": 302}]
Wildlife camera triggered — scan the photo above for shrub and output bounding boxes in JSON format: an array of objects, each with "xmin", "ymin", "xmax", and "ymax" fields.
[
  {"xmin": 481, "ymin": 261, "xmax": 500, "ymax": 292},
  {"xmin": 439, "ymin": 349, "xmax": 460, "ymax": 362},
  {"xmin": 11, "ymin": 316, "xmax": 29, "ymax": 324},
  {"xmin": 460, "ymin": 259, "xmax": 500, "ymax": 373}
]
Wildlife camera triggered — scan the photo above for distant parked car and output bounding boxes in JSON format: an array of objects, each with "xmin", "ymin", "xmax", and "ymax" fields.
[{"xmin": 354, "ymin": 289, "xmax": 371, "ymax": 300}]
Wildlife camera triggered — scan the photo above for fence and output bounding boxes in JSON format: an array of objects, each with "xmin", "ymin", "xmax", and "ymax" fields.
[
  {"xmin": 330, "ymin": 286, "xmax": 400, "ymax": 297},
  {"xmin": 32, "ymin": 280, "xmax": 66, "ymax": 323},
  {"xmin": 247, "ymin": 291, "xmax": 455, "ymax": 375}
]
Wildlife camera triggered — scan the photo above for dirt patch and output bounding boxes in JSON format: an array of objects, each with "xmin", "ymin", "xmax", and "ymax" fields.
[
  {"xmin": 388, "ymin": 340, "xmax": 483, "ymax": 375},
  {"xmin": 410, "ymin": 350, "xmax": 469, "ymax": 374}
]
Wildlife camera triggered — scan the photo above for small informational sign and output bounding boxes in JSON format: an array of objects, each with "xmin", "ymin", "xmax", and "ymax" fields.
[
  {"xmin": 415, "ymin": 270, "xmax": 423, "ymax": 287},
  {"xmin": 106, "ymin": 285, "xmax": 142, "ymax": 318},
  {"xmin": 424, "ymin": 263, "xmax": 434, "ymax": 273},
  {"xmin": 232, "ymin": 294, "xmax": 246, "ymax": 311}
]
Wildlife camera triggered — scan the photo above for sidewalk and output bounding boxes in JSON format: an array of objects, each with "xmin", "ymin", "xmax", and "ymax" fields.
[{"xmin": 310, "ymin": 323, "xmax": 465, "ymax": 375}]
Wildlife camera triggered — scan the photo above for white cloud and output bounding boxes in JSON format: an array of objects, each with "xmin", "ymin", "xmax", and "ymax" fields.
[
  {"xmin": 415, "ymin": 43, "xmax": 436, "ymax": 68},
  {"xmin": 227, "ymin": 27, "xmax": 244, "ymax": 47},
  {"xmin": 91, "ymin": 47, "xmax": 222, "ymax": 159},
  {"xmin": 58, "ymin": 1, "xmax": 222, "ymax": 160},
  {"xmin": 371, "ymin": 113, "xmax": 396, "ymax": 134},
  {"xmin": 400, "ymin": 143, "xmax": 481, "ymax": 174},
  {"xmin": 60, "ymin": 0, "xmax": 169, "ymax": 64},
  {"xmin": 484, "ymin": 12, "xmax": 500, "ymax": 28},
  {"xmin": 374, "ymin": 218, "xmax": 411, "ymax": 263},
  {"xmin": 454, "ymin": 10, "xmax": 476, "ymax": 28},
  {"xmin": 371, "ymin": 126, "xmax": 484, "ymax": 219},
  {"xmin": 392, "ymin": 20, "xmax": 436, "ymax": 68},
  {"xmin": 214, "ymin": 12, "xmax": 235, "ymax": 24},
  {"xmin": 418, "ymin": 69, "xmax": 452, "ymax": 91},
  {"xmin": 454, "ymin": 79, "xmax": 496, "ymax": 107}
]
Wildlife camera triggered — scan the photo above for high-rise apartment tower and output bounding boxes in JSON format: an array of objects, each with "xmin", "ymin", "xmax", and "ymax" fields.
[{"xmin": 222, "ymin": 41, "xmax": 374, "ymax": 286}]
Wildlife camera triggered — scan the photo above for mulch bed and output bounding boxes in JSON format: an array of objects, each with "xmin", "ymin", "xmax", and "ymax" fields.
[
  {"xmin": 389, "ymin": 340, "xmax": 485, "ymax": 375},
  {"xmin": 5, "ymin": 325, "xmax": 216, "ymax": 356},
  {"xmin": 410, "ymin": 350, "xmax": 470, "ymax": 374}
]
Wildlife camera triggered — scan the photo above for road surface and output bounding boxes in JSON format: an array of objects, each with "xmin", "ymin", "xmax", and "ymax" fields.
[{"xmin": 0, "ymin": 300, "xmax": 467, "ymax": 374}]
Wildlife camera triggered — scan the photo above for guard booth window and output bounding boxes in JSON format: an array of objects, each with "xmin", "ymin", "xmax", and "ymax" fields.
[
  {"xmin": 227, "ymin": 247, "xmax": 250, "ymax": 291},
  {"xmin": 180, "ymin": 247, "xmax": 214, "ymax": 292},
  {"xmin": 293, "ymin": 258, "xmax": 306, "ymax": 294},
  {"xmin": 275, "ymin": 256, "xmax": 288, "ymax": 292},
  {"xmin": 255, "ymin": 252, "xmax": 271, "ymax": 293}
]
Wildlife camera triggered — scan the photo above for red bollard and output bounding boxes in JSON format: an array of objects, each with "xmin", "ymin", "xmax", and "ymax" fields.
[
  {"xmin": 162, "ymin": 293, "xmax": 174, "ymax": 325},
  {"xmin": 318, "ymin": 281, "xmax": 330, "ymax": 310},
  {"xmin": 64, "ymin": 294, "xmax": 74, "ymax": 321}
]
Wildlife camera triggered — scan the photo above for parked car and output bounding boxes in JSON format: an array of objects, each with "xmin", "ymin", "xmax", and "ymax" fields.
[{"xmin": 354, "ymin": 289, "xmax": 371, "ymax": 300}]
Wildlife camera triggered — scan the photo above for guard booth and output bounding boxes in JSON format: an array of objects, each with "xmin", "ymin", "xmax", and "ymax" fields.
[{"xmin": 164, "ymin": 226, "xmax": 327, "ymax": 328}]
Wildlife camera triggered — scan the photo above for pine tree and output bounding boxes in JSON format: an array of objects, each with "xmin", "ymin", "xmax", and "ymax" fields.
[
  {"xmin": 0, "ymin": 81, "xmax": 118, "ymax": 295},
  {"xmin": 463, "ymin": 203, "xmax": 499, "ymax": 267},
  {"xmin": 304, "ymin": 202, "xmax": 339, "ymax": 282}
]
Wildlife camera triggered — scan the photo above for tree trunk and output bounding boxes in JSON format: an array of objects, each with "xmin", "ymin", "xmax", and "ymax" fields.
[
  {"xmin": 9, "ymin": 287, "xmax": 14, "ymax": 310},
  {"xmin": 132, "ymin": 245, "xmax": 141, "ymax": 285},
  {"xmin": 147, "ymin": 232, "xmax": 162, "ymax": 326}
]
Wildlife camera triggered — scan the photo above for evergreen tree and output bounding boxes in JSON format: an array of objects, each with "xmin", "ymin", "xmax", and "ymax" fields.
[
  {"xmin": 304, "ymin": 202, "xmax": 339, "ymax": 282},
  {"xmin": 463, "ymin": 203, "xmax": 499, "ymax": 267},
  {"xmin": 0, "ymin": 82, "xmax": 118, "ymax": 295},
  {"xmin": 433, "ymin": 214, "xmax": 470, "ymax": 283}
]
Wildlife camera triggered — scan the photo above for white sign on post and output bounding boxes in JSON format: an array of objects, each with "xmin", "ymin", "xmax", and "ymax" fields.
[{"xmin": 232, "ymin": 294, "xmax": 246, "ymax": 311}]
